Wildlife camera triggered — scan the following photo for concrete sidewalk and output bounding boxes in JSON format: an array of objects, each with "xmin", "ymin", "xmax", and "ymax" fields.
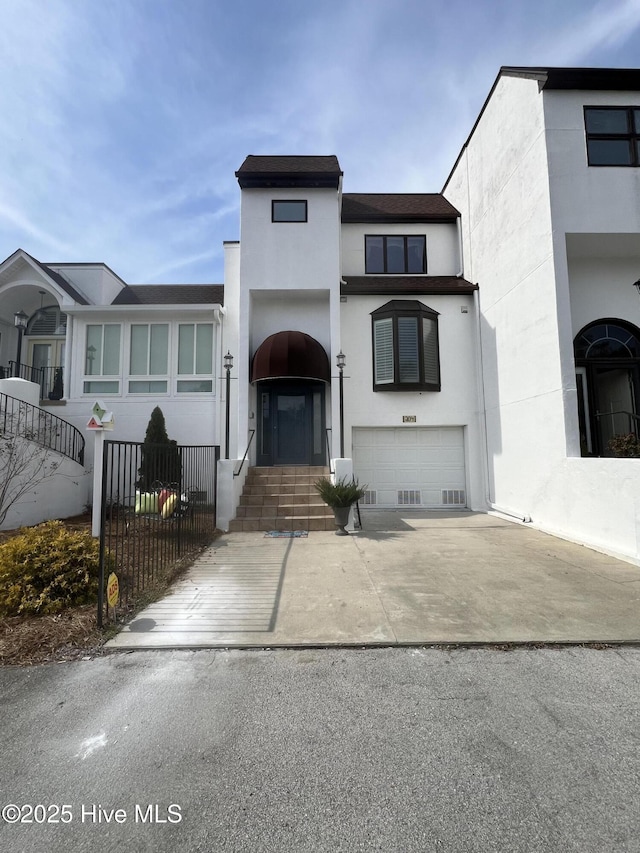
[{"xmin": 107, "ymin": 511, "xmax": 640, "ymax": 649}]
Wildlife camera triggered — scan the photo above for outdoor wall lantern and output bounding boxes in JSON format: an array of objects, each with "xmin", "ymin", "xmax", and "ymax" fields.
[
  {"xmin": 13, "ymin": 309, "xmax": 28, "ymax": 376},
  {"xmin": 633, "ymin": 279, "xmax": 640, "ymax": 299},
  {"xmin": 224, "ymin": 351, "xmax": 233, "ymax": 460},
  {"xmin": 337, "ymin": 351, "xmax": 346, "ymax": 458}
]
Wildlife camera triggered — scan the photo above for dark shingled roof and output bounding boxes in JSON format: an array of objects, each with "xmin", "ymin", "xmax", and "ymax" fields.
[
  {"xmin": 342, "ymin": 194, "xmax": 460, "ymax": 223},
  {"xmin": 502, "ymin": 66, "xmax": 640, "ymax": 91},
  {"xmin": 341, "ymin": 276, "xmax": 477, "ymax": 296},
  {"xmin": 236, "ymin": 155, "xmax": 342, "ymax": 189},
  {"xmin": 112, "ymin": 285, "xmax": 224, "ymax": 305}
]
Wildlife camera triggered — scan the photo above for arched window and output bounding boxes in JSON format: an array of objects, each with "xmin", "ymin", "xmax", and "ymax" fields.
[
  {"xmin": 26, "ymin": 305, "xmax": 67, "ymax": 337},
  {"xmin": 574, "ymin": 321, "xmax": 640, "ymax": 360},
  {"xmin": 574, "ymin": 319, "xmax": 640, "ymax": 456}
]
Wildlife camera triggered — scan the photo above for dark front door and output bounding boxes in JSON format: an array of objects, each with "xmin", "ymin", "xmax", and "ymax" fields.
[{"xmin": 257, "ymin": 381, "xmax": 325, "ymax": 466}]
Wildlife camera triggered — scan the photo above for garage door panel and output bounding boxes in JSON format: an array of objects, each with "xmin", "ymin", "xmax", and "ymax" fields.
[{"xmin": 353, "ymin": 427, "xmax": 466, "ymax": 508}]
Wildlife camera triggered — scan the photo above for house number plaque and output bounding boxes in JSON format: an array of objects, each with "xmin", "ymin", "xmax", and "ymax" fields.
[{"xmin": 403, "ymin": 415, "xmax": 417, "ymax": 423}]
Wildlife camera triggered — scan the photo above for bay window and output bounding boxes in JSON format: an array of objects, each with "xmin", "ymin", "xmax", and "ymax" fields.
[{"xmin": 371, "ymin": 300, "xmax": 440, "ymax": 391}]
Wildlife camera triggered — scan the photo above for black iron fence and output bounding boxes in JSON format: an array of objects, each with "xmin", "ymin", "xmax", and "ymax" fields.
[
  {"xmin": 7, "ymin": 362, "xmax": 63, "ymax": 400},
  {"xmin": 0, "ymin": 392, "xmax": 84, "ymax": 464},
  {"xmin": 98, "ymin": 440, "xmax": 219, "ymax": 626}
]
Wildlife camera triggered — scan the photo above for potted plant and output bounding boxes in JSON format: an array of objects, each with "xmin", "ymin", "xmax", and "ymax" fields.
[
  {"xmin": 608, "ymin": 433, "xmax": 640, "ymax": 457},
  {"xmin": 48, "ymin": 368, "xmax": 63, "ymax": 400},
  {"xmin": 315, "ymin": 476, "xmax": 367, "ymax": 535}
]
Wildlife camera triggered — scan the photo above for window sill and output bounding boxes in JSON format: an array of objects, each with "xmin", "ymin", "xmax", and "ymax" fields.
[{"xmin": 373, "ymin": 383, "xmax": 441, "ymax": 392}]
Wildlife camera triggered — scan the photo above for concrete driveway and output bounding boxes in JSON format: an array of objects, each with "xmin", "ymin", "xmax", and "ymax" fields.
[{"xmin": 107, "ymin": 511, "xmax": 640, "ymax": 649}]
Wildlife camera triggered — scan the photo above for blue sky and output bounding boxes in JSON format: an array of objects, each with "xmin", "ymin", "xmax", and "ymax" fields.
[{"xmin": 2, "ymin": 0, "xmax": 640, "ymax": 284}]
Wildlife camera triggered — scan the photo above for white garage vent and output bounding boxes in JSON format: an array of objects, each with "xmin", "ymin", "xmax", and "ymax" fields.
[
  {"xmin": 442, "ymin": 489, "xmax": 466, "ymax": 506},
  {"xmin": 398, "ymin": 489, "xmax": 421, "ymax": 506},
  {"xmin": 362, "ymin": 490, "xmax": 377, "ymax": 505}
]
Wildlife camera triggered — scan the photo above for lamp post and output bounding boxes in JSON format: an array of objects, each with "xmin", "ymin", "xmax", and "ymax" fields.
[
  {"xmin": 224, "ymin": 351, "xmax": 233, "ymax": 460},
  {"xmin": 337, "ymin": 350, "xmax": 346, "ymax": 458},
  {"xmin": 13, "ymin": 309, "xmax": 28, "ymax": 377}
]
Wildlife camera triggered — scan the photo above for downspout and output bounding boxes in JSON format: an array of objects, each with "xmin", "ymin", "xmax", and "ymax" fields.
[
  {"xmin": 63, "ymin": 311, "xmax": 73, "ymax": 401},
  {"xmin": 455, "ymin": 216, "xmax": 464, "ymax": 277},
  {"xmin": 216, "ymin": 306, "xmax": 226, "ymax": 452}
]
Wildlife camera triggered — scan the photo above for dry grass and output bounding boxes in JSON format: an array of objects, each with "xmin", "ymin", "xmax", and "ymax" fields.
[{"xmin": 0, "ymin": 606, "xmax": 108, "ymax": 666}]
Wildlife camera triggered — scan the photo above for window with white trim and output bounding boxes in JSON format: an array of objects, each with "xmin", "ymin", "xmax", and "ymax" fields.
[
  {"xmin": 128, "ymin": 324, "xmax": 169, "ymax": 393},
  {"xmin": 177, "ymin": 323, "xmax": 214, "ymax": 393},
  {"xmin": 371, "ymin": 300, "xmax": 440, "ymax": 391},
  {"xmin": 83, "ymin": 324, "xmax": 121, "ymax": 394}
]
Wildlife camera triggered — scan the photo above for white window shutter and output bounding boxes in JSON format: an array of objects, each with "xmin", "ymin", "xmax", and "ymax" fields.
[
  {"xmin": 422, "ymin": 316, "xmax": 439, "ymax": 384},
  {"xmin": 397, "ymin": 316, "xmax": 419, "ymax": 382},
  {"xmin": 374, "ymin": 318, "xmax": 394, "ymax": 383}
]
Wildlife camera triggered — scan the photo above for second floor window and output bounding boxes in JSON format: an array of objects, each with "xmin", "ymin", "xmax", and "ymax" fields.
[
  {"xmin": 585, "ymin": 107, "xmax": 640, "ymax": 166},
  {"xmin": 365, "ymin": 235, "xmax": 426, "ymax": 274},
  {"xmin": 272, "ymin": 200, "xmax": 307, "ymax": 222}
]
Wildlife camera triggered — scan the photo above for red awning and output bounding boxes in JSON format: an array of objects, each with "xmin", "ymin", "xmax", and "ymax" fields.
[{"xmin": 251, "ymin": 331, "xmax": 330, "ymax": 383}]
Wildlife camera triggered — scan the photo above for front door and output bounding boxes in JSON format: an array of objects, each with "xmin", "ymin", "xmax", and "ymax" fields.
[
  {"xmin": 257, "ymin": 381, "xmax": 325, "ymax": 466},
  {"xmin": 27, "ymin": 339, "xmax": 65, "ymax": 398}
]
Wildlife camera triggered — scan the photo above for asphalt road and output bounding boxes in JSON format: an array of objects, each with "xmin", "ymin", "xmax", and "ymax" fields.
[{"xmin": 1, "ymin": 647, "xmax": 640, "ymax": 852}]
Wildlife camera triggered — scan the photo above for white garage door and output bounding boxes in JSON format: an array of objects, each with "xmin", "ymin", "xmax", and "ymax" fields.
[{"xmin": 352, "ymin": 427, "xmax": 466, "ymax": 508}]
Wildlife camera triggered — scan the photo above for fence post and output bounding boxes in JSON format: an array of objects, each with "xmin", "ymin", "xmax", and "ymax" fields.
[{"xmin": 92, "ymin": 430, "xmax": 105, "ymax": 537}]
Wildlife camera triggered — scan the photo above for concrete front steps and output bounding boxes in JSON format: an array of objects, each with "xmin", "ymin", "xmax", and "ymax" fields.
[{"xmin": 229, "ymin": 466, "xmax": 336, "ymax": 532}]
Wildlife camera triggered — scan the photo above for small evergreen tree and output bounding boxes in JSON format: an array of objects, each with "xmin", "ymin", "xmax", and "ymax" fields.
[{"xmin": 137, "ymin": 407, "xmax": 181, "ymax": 490}]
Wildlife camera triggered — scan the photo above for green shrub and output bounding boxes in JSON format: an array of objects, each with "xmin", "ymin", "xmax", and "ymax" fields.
[
  {"xmin": 137, "ymin": 406, "xmax": 181, "ymax": 490},
  {"xmin": 315, "ymin": 476, "xmax": 367, "ymax": 508},
  {"xmin": 0, "ymin": 521, "xmax": 100, "ymax": 616}
]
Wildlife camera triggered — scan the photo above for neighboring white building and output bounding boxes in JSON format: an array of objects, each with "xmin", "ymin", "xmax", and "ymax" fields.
[
  {"xmin": 2, "ymin": 65, "xmax": 640, "ymax": 563},
  {"xmin": 444, "ymin": 66, "xmax": 640, "ymax": 563},
  {"xmin": 0, "ymin": 250, "xmax": 225, "ymax": 526}
]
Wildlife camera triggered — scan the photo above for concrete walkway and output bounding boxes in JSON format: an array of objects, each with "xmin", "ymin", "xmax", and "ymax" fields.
[{"xmin": 107, "ymin": 511, "xmax": 640, "ymax": 649}]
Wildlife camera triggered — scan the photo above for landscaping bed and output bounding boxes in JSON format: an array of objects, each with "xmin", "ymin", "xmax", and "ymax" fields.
[{"xmin": 0, "ymin": 513, "xmax": 218, "ymax": 666}]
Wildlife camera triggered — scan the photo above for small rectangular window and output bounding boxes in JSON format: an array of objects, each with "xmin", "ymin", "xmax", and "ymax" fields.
[
  {"xmin": 272, "ymin": 200, "xmax": 307, "ymax": 222},
  {"xmin": 585, "ymin": 106, "xmax": 640, "ymax": 166}
]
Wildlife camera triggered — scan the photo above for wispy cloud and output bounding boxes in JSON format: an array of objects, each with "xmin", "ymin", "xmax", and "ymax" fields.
[
  {"xmin": 0, "ymin": 0, "xmax": 638, "ymax": 283},
  {"xmin": 535, "ymin": 0, "xmax": 640, "ymax": 64}
]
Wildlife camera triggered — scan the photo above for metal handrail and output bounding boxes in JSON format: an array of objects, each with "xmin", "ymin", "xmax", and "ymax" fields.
[
  {"xmin": 7, "ymin": 362, "xmax": 63, "ymax": 399},
  {"xmin": 325, "ymin": 428, "xmax": 335, "ymax": 475},
  {"xmin": 0, "ymin": 392, "xmax": 85, "ymax": 465},
  {"xmin": 594, "ymin": 410, "xmax": 640, "ymax": 426},
  {"xmin": 233, "ymin": 429, "xmax": 256, "ymax": 477}
]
